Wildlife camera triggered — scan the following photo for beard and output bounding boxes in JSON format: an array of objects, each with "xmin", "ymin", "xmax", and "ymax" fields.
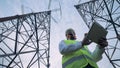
[{"xmin": 70, "ymin": 35, "xmax": 76, "ymax": 40}]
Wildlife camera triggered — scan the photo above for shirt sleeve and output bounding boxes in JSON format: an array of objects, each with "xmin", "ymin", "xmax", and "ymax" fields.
[
  {"xmin": 59, "ymin": 40, "xmax": 82, "ymax": 55},
  {"xmin": 91, "ymin": 45, "xmax": 105, "ymax": 62}
]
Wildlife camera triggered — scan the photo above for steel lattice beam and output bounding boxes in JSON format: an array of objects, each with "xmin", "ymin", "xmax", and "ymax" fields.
[
  {"xmin": 0, "ymin": 11, "xmax": 51, "ymax": 68},
  {"xmin": 75, "ymin": 0, "xmax": 120, "ymax": 68}
]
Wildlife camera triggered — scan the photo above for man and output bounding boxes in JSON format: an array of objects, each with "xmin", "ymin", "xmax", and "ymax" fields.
[{"xmin": 59, "ymin": 28, "xmax": 108, "ymax": 68}]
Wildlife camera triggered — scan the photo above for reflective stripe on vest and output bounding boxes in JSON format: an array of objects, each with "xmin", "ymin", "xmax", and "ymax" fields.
[
  {"xmin": 62, "ymin": 40, "xmax": 98, "ymax": 68},
  {"xmin": 62, "ymin": 55, "xmax": 94, "ymax": 68}
]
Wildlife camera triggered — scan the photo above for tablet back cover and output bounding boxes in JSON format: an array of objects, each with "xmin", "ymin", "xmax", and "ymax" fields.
[{"xmin": 87, "ymin": 22, "xmax": 108, "ymax": 43}]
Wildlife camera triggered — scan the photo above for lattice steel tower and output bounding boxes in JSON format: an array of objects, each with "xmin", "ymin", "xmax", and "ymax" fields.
[
  {"xmin": 75, "ymin": 0, "xmax": 120, "ymax": 68},
  {"xmin": 0, "ymin": 11, "xmax": 51, "ymax": 68}
]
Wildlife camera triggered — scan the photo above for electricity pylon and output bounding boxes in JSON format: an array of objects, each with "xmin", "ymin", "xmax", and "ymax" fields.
[
  {"xmin": 75, "ymin": 0, "xmax": 120, "ymax": 68},
  {"xmin": 0, "ymin": 11, "xmax": 51, "ymax": 68}
]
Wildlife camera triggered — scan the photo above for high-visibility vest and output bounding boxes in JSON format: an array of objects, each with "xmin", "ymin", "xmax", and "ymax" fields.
[{"xmin": 62, "ymin": 40, "xmax": 98, "ymax": 68}]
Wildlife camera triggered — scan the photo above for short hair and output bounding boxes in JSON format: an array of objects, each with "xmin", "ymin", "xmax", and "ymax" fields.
[{"xmin": 65, "ymin": 28, "xmax": 75, "ymax": 36}]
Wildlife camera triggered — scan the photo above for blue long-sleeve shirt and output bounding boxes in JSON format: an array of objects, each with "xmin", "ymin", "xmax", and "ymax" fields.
[{"xmin": 59, "ymin": 40, "xmax": 105, "ymax": 62}]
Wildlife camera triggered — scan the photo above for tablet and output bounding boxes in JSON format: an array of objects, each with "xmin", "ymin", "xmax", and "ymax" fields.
[{"xmin": 87, "ymin": 22, "xmax": 108, "ymax": 43}]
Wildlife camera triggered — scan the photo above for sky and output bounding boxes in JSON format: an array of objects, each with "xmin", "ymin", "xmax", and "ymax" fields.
[{"xmin": 0, "ymin": 0, "xmax": 118, "ymax": 68}]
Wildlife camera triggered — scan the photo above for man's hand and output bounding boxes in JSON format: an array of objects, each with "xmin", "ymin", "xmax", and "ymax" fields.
[
  {"xmin": 98, "ymin": 37, "xmax": 108, "ymax": 48},
  {"xmin": 82, "ymin": 33, "xmax": 92, "ymax": 46}
]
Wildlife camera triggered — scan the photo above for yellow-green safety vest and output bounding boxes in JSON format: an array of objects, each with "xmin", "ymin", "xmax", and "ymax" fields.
[{"xmin": 62, "ymin": 40, "xmax": 98, "ymax": 68}]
